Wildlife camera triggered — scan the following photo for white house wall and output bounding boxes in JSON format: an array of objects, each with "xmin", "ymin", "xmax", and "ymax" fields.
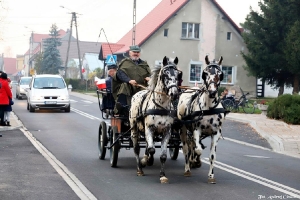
[
  {"xmin": 140, "ymin": 0, "xmax": 256, "ymax": 94},
  {"xmin": 200, "ymin": 0, "xmax": 217, "ymax": 59}
]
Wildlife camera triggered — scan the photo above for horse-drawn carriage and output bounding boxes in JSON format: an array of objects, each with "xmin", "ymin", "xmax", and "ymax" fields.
[
  {"xmin": 97, "ymin": 56, "xmax": 182, "ymax": 168},
  {"xmin": 97, "ymin": 55, "xmax": 228, "ymax": 184}
]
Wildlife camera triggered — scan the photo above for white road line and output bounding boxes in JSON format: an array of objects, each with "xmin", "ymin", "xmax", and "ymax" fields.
[
  {"xmin": 81, "ymin": 100, "xmax": 93, "ymax": 104},
  {"xmin": 71, "ymin": 108, "xmax": 101, "ymax": 120},
  {"xmin": 223, "ymin": 137, "xmax": 271, "ymax": 151},
  {"xmin": 20, "ymin": 128, "xmax": 97, "ymax": 200},
  {"xmin": 70, "ymin": 99, "xmax": 77, "ymax": 102},
  {"xmin": 202, "ymin": 158, "xmax": 300, "ymax": 198},
  {"xmin": 244, "ymin": 155, "xmax": 270, "ymax": 158}
]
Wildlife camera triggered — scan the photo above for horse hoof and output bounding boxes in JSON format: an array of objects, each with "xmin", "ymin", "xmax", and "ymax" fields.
[
  {"xmin": 137, "ymin": 170, "xmax": 144, "ymax": 176},
  {"xmin": 184, "ymin": 171, "xmax": 191, "ymax": 177},
  {"xmin": 208, "ymin": 178, "xmax": 216, "ymax": 184},
  {"xmin": 160, "ymin": 176, "xmax": 169, "ymax": 184}
]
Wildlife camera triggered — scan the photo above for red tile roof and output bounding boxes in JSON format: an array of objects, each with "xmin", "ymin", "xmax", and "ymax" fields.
[
  {"xmin": 116, "ymin": 0, "xmax": 189, "ymax": 53},
  {"xmin": 116, "ymin": 0, "xmax": 242, "ymax": 53},
  {"xmin": 101, "ymin": 43, "xmax": 124, "ymax": 58},
  {"xmin": 24, "ymin": 29, "xmax": 68, "ymax": 54},
  {"xmin": 3, "ymin": 58, "xmax": 18, "ymax": 75},
  {"xmin": 32, "ymin": 29, "xmax": 67, "ymax": 42}
]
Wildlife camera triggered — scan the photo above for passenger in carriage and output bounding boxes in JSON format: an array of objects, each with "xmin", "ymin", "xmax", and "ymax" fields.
[
  {"xmin": 221, "ymin": 88, "xmax": 234, "ymax": 101},
  {"xmin": 111, "ymin": 45, "xmax": 151, "ymax": 115},
  {"xmin": 106, "ymin": 64, "xmax": 118, "ymax": 92},
  {"xmin": 100, "ymin": 64, "xmax": 117, "ymax": 113}
]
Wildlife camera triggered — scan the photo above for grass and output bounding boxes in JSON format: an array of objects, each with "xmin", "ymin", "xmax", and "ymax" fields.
[{"xmin": 72, "ymin": 89, "xmax": 99, "ymax": 97}]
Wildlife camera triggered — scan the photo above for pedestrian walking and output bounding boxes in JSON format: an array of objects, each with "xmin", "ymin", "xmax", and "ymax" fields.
[
  {"xmin": 4, "ymin": 77, "xmax": 13, "ymax": 126},
  {"xmin": 0, "ymin": 72, "xmax": 13, "ymax": 126}
]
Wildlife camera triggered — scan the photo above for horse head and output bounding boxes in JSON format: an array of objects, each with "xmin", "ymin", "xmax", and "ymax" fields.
[
  {"xmin": 160, "ymin": 56, "xmax": 179, "ymax": 99},
  {"xmin": 202, "ymin": 55, "xmax": 223, "ymax": 98}
]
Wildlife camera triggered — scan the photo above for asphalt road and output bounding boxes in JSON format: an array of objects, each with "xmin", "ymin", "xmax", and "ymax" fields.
[{"xmin": 3, "ymin": 91, "xmax": 300, "ymax": 200}]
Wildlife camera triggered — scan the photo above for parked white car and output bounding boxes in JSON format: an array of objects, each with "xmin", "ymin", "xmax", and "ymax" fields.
[
  {"xmin": 26, "ymin": 74, "xmax": 70, "ymax": 112},
  {"xmin": 16, "ymin": 77, "xmax": 32, "ymax": 99}
]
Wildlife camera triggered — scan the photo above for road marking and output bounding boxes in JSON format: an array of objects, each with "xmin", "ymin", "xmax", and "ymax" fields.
[
  {"xmin": 202, "ymin": 158, "xmax": 300, "ymax": 198},
  {"xmin": 70, "ymin": 99, "xmax": 77, "ymax": 102},
  {"xmin": 81, "ymin": 100, "xmax": 93, "ymax": 104},
  {"xmin": 71, "ymin": 108, "xmax": 101, "ymax": 120},
  {"xmin": 243, "ymin": 155, "xmax": 270, "ymax": 158},
  {"xmin": 20, "ymin": 128, "xmax": 97, "ymax": 200},
  {"xmin": 223, "ymin": 137, "xmax": 271, "ymax": 151}
]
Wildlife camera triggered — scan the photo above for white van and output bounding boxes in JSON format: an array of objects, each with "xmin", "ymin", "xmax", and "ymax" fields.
[
  {"xmin": 26, "ymin": 74, "xmax": 70, "ymax": 112},
  {"xmin": 16, "ymin": 76, "xmax": 32, "ymax": 99}
]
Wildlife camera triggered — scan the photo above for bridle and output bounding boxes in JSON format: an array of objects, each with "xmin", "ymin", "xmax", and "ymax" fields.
[
  {"xmin": 203, "ymin": 64, "xmax": 223, "ymax": 91},
  {"xmin": 160, "ymin": 63, "xmax": 179, "ymax": 95}
]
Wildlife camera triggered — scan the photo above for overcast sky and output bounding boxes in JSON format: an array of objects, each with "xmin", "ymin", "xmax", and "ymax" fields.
[{"xmin": 0, "ymin": 0, "xmax": 260, "ymax": 57}]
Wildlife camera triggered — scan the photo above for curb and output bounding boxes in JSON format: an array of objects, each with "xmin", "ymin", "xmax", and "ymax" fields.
[
  {"xmin": 0, "ymin": 112, "xmax": 23, "ymax": 132},
  {"xmin": 226, "ymin": 115, "xmax": 284, "ymax": 153}
]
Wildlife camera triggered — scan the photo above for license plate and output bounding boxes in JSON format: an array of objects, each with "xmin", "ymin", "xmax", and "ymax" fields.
[{"xmin": 45, "ymin": 101, "xmax": 57, "ymax": 104}]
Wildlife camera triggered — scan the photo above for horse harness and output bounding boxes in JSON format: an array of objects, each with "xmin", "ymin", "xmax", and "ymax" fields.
[
  {"xmin": 180, "ymin": 86, "xmax": 229, "ymax": 125},
  {"xmin": 136, "ymin": 63, "xmax": 179, "ymax": 121}
]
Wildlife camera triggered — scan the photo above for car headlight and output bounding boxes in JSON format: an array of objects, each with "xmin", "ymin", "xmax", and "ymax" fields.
[
  {"xmin": 60, "ymin": 95, "xmax": 69, "ymax": 100},
  {"xmin": 31, "ymin": 95, "xmax": 42, "ymax": 100}
]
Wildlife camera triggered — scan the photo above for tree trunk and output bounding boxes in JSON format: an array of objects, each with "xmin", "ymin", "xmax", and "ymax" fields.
[
  {"xmin": 278, "ymin": 85, "xmax": 284, "ymax": 96},
  {"xmin": 292, "ymin": 75, "xmax": 299, "ymax": 94}
]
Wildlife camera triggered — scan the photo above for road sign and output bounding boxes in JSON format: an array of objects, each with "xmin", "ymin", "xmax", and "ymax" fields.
[
  {"xmin": 105, "ymin": 54, "xmax": 117, "ymax": 65},
  {"xmin": 30, "ymin": 69, "xmax": 35, "ymax": 75}
]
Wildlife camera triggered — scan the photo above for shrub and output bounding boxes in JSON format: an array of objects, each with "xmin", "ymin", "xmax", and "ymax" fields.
[{"xmin": 267, "ymin": 94, "xmax": 300, "ymax": 124}]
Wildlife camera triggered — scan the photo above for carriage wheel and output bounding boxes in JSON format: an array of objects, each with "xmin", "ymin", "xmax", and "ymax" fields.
[
  {"xmin": 98, "ymin": 121, "xmax": 108, "ymax": 160},
  {"xmin": 110, "ymin": 126, "xmax": 120, "ymax": 167},
  {"xmin": 169, "ymin": 146, "xmax": 179, "ymax": 160},
  {"xmin": 222, "ymin": 99, "xmax": 234, "ymax": 111},
  {"xmin": 242, "ymin": 101, "xmax": 255, "ymax": 114}
]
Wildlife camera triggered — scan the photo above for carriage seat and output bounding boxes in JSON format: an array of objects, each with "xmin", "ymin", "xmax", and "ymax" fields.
[{"xmin": 100, "ymin": 89, "xmax": 115, "ymax": 112}]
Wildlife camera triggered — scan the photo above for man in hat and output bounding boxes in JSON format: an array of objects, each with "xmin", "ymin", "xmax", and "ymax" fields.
[{"xmin": 112, "ymin": 45, "xmax": 151, "ymax": 115}]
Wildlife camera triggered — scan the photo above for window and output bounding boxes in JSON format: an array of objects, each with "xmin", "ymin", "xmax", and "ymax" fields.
[
  {"xmin": 164, "ymin": 29, "xmax": 168, "ymax": 37},
  {"xmin": 222, "ymin": 66, "xmax": 235, "ymax": 84},
  {"xmin": 182, "ymin": 22, "xmax": 200, "ymax": 39},
  {"xmin": 227, "ymin": 32, "xmax": 232, "ymax": 40},
  {"xmin": 189, "ymin": 63, "xmax": 202, "ymax": 82}
]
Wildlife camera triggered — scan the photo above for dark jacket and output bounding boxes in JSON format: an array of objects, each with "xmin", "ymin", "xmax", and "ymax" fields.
[{"xmin": 113, "ymin": 57, "xmax": 151, "ymax": 97}]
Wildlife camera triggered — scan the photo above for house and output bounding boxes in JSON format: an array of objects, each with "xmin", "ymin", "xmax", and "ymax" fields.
[
  {"xmin": 24, "ymin": 29, "xmax": 114, "ymax": 79},
  {"xmin": 113, "ymin": 0, "xmax": 256, "ymax": 96},
  {"xmin": 1, "ymin": 57, "xmax": 18, "ymax": 80},
  {"xmin": 23, "ymin": 29, "xmax": 73, "ymax": 76}
]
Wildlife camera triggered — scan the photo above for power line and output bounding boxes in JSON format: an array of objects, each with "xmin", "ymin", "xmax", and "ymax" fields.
[{"xmin": 64, "ymin": 10, "xmax": 83, "ymax": 80}]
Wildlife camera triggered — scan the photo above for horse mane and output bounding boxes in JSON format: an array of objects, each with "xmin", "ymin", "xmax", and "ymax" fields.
[{"xmin": 148, "ymin": 64, "xmax": 161, "ymax": 90}]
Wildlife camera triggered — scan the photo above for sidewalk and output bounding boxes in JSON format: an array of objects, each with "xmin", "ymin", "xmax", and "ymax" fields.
[
  {"xmin": 227, "ymin": 113, "xmax": 300, "ymax": 159},
  {"xmin": 0, "ymin": 111, "xmax": 23, "ymax": 133}
]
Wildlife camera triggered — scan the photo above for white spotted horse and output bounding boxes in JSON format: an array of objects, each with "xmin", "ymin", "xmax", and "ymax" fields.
[
  {"xmin": 129, "ymin": 56, "xmax": 179, "ymax": 183},
  {"xmin": 177, "ymin": 55, "xmax": 228, "ymax": 184}
]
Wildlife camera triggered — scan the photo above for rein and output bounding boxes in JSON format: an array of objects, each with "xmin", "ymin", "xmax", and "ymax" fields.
[{"xmin": 136, "ymin": 84, "xmax": 168, "ymax": 96}]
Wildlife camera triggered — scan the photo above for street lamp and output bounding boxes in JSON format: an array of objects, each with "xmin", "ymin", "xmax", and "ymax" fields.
[{"xmin": 25, "ymin": 26, "xmax": 34, "ymax": 76}]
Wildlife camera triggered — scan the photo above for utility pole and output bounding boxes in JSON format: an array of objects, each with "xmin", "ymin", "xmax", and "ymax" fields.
[
  {"xmin": 132, "ymin": 0, "xmax": 136, "ymax": 45},
  {"xmin": 62, "ymin": 7, "xmax": 83, "ymax": 80},
  {"xmin": 25, "ymin": 26, "xmax": 34, "ymax": 76}
]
